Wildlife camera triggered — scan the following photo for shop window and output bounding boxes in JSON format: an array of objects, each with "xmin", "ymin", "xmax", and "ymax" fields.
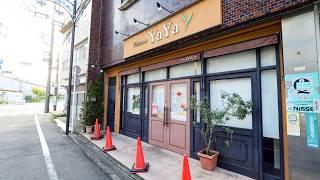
[
  {"xmin": 261, "ymin": 69, "xmax": 281, "ymax": 176},
  {"xmin": 193, "ymin": 82, "xmax": 201, "ymax": 123},
  {"xmin": 169, "ymin": 61, "xmax": 201, "ymax": 78},
  {"xmin": 127, "ymin": 73, "xmax": 139, "ymax": 84},
  {"xmin": 144, "ymin": 86, "xmax": 149, "ymax": 116},
  {"xmin": 282, "ymin": 11, "xmax": 320, "ymax": 180},
  {"xmin": 262, "ymin": 69, "xmax": 279, "ymax": 139},
  {"xmin": 210, "ymin": 78, "xmax": 252, "ymax": 129},
  {"xmin": 127, "ymin": 87, "xmax": 140, "ymax": 115},
  {"xmin": 144, "ymin": 68, "xmax": 167, "ymax": 82},
  {"xmin": 207, "ymin": 49, "xmax": 256, "ymax": 74},
  {"xmin": 261, "ymin": 46, "xmax": 276, "ymax": 67}
]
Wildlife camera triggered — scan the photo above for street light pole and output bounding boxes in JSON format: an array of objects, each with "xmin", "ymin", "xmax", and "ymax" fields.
[{"xmin": 65, "ymin": 0, "xmax": 77, "ymax": 135}]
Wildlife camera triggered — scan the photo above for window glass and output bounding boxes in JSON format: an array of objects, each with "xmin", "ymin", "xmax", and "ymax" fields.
[
  {"xmin": 170, "ymin": 83, "xmax": 187, "ymax": 121},
  {"xmin": 169, "ymin": 61, "xmax": 201, "ymax": 78},
  {"xmin": 282, "ymin": 11, "xmax": 320, "ymax": 180},
  {"xmin": 193, "ymin": 82, "xmax": 201, "ymax": 123},
  {"xmin": 127, "ymin": 73, "xmax": 139, "ymax": 84},
  {"xmin": 207, "ymin": 49, "xmax": 256, "ymax": 73},
  {"xmin": 144, "ymin": 68, "xmax": 167, "ymax": 82},
  {"xmin": 151, "ymin": 85, "xmax": 165, "ymax": 118},
  {"xmin": 261, "ymin": 46, "xmax": 276, "ymax": 67},
  {"xmin": 262, "ymin": 69, "xmax": 279, "ymax": 138},
  {"xmin": 144, "ymin": 86, "xmax": 149, "ymax": 116},
  {"xmin": 127, "ymin": 87, "xmax": 140, "ymax": 115},
  {"xmin": 210, "ymin": 78, "xmax": 252, "ymax": 129}
]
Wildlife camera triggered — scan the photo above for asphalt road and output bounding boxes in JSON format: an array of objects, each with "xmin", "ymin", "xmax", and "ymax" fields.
[{"xmin": 0, "ymin": 103, "xmax": 111, "ymax": 180}]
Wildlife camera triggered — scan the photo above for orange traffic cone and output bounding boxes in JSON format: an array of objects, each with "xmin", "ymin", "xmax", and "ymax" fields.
[
  {"xmin": 182, "ymin": 155, "xmax": 191, "ymax": 180},
  {"xmin": 91, "ymin": 119, "xmax": 104, "ymax": 140},
  {"xmin": 130, "ymin": 137, "xmax": 149, "ymax": 173},
  {"xmin": 102, "ymin": 126, "xmax": 116, "ymax": 151}
]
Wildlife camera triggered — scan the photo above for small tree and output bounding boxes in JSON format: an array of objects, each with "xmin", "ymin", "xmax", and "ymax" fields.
[
  {"xmin": 188, "ymin": 91, "xmax": 252, "ymax": 155},
  {"xmin": 80, "ymin": 75, "xmax": 104, "ymax": 127}
]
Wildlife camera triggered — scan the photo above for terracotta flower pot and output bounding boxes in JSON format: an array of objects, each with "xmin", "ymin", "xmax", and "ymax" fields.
[{"xmin": 197, "ymin": 149, "xmax": 219, "ymax": 171}]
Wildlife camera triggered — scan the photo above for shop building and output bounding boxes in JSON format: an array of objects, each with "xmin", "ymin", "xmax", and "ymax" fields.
[{"xmin": 88, "ymin": 0, "xmax": 320, "ymax": 179}]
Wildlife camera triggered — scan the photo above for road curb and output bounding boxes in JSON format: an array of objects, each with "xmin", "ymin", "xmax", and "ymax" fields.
[{"xmin": 70, "ymin": 130, "xmax": 144, "ymax": 180}]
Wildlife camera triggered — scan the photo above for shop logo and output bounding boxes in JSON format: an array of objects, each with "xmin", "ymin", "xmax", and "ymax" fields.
[{"xmin": 181, "ymin": 13, "xmax": 193, "ymax": 32}]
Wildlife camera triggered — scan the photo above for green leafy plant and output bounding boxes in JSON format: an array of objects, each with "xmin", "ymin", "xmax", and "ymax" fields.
[
  {"xmin": 188, "ymin": 91, "xmax": 253, "ymax": 156},
  {"xmin": 80, "ymin": 75, "xmax": 104, "ymax": 127}
]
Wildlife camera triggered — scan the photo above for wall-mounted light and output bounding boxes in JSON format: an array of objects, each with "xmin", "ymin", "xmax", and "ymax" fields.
[
  {"xmin": 90, "ymin": 64, "xmax": 103, "ymax": 73},
  {"xmin": 115, "ymin": 30, "xmax": 130, "ymax": 37},
  {"xmin": 156, "ymin": 2, "xmax": 173, "ymax": 14},
  {"xmin": 133, "ymin": 18, "xmax": 149, "ymax": 26}
]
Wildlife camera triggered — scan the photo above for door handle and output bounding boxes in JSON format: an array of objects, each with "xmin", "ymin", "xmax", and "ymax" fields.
[
  {"xmin": 163, "ymin": 104, "xmax": 166, "ymax": 126},
  {"xmin": 164, "ymin": 104, "xmax": 169, "ymax": 126}
]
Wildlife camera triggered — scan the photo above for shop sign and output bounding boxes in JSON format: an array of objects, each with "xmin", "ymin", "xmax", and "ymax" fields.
[
  {"xmin": 306, "ymin": 113, "xmax": 319, "ymax": 148},
  {"xmin": 285, "ymin": 72, "xmax": 320, "ymax": 113},
  {"xmin": 123, "ymin": 0, "xmax": 222, "ymax": 58},
  {"xmin": 287, "ymin": 112, "xmax": 301, "ymax": 136}
]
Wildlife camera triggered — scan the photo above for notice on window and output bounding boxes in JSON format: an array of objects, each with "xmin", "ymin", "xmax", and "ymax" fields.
[
  {"xmin": 306, "ymin": 113, "xmax": 319, "ymax": 148},
  {"xmin": 151, "ymin": 104, "xmax": 158, "ymax": 117},
  {"xmin": 285, "ymin": 72, "xmax": 320, "ymax": 113},
  {"xmin": 287, "ymin": 112, "xmax": 301, "ymax": 136}
]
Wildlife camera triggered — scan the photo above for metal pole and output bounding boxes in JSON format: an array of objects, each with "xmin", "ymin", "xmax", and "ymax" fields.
[
  {"xmin": 44, "ymin": 3, "xmax": 56, "ymax": 113},
  {"xmin": 71, "ymin": 64, "xmax": 77, "ymax": 131},
  {"xmin": 65, "ymin": 0, "xmax": 77, "ymax": 135}
]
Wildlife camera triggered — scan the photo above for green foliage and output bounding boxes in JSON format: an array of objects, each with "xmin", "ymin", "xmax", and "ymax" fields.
[
  {"xmin": 0, "ymin": 100, "xmax": 8, "ymax": 104},
  {"xmin": 188, "ymin": 91, "xmax": 252, "ymax": 156},
  {"xmin": 32, "ymin": 87, "xmax": 45, "ymax": 97},
  {"xmin": 80, "ymin": 75, "xmax": 104, "ymax": 126},
  {"xmin": 31, "ymin": 87, "xmax": 45, "ymax": 102}
]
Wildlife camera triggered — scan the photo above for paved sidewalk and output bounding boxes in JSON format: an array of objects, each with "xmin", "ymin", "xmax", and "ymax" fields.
[{"xmin": 82, "ymin": 132, "xmax": 253, "ymax": 180}]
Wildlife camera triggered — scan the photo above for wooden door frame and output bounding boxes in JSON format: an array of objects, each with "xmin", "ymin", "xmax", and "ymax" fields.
[
  {"xmin": 148, "ymin": 79, "xmax": 191, "ymax": 155},
  {"xmin": 166, "ymin": 79, "xmax": 191, "ymax": 156},
  {"xmin": 123, "ymin": 84, "xmax": 142, "ymax": 139},
  {"xmin": 148, "ymin": 81, "xmax": 168, "ymax": 148}
]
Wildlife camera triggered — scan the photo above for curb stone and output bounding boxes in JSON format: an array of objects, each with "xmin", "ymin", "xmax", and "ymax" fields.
[{"xmin": 70, "ymin": 130, "xmax": 144, "ymax": 180}]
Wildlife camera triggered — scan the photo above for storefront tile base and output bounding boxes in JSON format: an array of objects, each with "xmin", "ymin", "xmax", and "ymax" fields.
[{"xmin": 82, "ymin": 132, "xmax": 253, "ymax": 180}]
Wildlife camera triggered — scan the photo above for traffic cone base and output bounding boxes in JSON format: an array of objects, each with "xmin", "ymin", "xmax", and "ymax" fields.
[
  {"xmin": 102, "ymin": 126, "xmax": 116, "ymax": 151},
  {"xmin": 91, "ymin": 135, "xmax": 104, "ymax": 140},
  {"xmin": 102, "ymin": 145, "xmax": 116, "ymax": 152},
  {"xmin": 129, "ymin": 162, "xmax": 149, "ymax": 173},
  {"xmin": 91, "ymin": 119, "xmax": 103, "ymax": 140}
]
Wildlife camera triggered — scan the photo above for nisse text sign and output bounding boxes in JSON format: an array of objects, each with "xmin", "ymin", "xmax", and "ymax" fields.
[{"xmin": 123, "ymin": 0, "xmax": 222, "ymax": 58}]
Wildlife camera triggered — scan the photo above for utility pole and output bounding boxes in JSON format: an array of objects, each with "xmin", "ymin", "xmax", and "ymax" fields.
[
  {"xmin": 44, "ymin": 3, "xmax": 56, "ymax": 113},
  {"xmin": 53, "ymin": 53, "xmax": 59, "ymax": 111}
]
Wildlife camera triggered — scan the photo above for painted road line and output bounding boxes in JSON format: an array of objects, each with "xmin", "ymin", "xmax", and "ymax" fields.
[{"xmin": 34, "ymin": 115, "xmax": 59, "ymax": 180}]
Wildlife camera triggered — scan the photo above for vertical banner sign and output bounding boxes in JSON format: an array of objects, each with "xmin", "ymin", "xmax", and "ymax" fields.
[
  {"xmin": 287, "ymin": 112, "xmax": 301, "ymax": 136},
  {"xmin": 285, "ymin": 72, "xmax": 320, "ymax": 113},
  {"xmin": 306, "ymin": 113, "xmax": 319, "ymax": 148}
]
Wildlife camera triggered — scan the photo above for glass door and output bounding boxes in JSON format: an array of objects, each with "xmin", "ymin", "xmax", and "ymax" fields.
[{"xmin": 149, "ymin": 79, "xmax": 190, "ymax": 155}]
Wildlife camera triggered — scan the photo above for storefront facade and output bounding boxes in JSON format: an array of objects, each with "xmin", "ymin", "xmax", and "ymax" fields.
[{"xmin": 88, "ymin": 0, "xmax": 319, "ymax": 179}]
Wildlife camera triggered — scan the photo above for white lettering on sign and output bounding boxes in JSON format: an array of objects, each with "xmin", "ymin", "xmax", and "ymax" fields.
[{"xmin": 148, "ymin": 22, "xmax": 180, "ymax": 44}]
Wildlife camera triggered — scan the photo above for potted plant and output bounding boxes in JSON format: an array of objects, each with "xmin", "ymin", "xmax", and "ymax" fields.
[
  {"xmin": 80, "ymin": 100, "xmax": 95, "ymax": 133},
  {"xmin": 80, "ymin": 75, "xmax": 104, "ymax": 133},
  {"xmin": 188, "ymin": 91, "xmax": 252, "ymax": 171}
]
